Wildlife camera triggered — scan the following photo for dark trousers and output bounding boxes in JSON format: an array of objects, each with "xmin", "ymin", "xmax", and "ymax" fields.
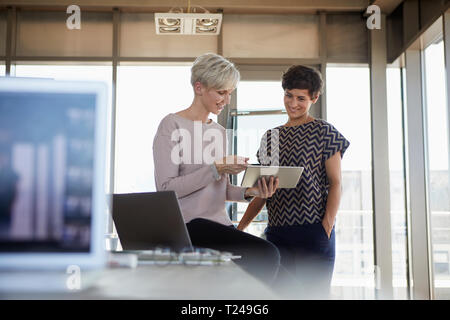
[
  {"xmin": 265, "ymin": 222, "xmax": 336, "ymax": 298},
  {"xmin": 186, "ymin": 218, "xmax": 281, "ymax": 286}
]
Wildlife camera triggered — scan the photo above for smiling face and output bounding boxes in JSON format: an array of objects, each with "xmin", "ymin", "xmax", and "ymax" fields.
[
  {"xmin": 195, "ymin": 82, "xmax": 234, "ymax": 115},
  {"xmin": 284, "ymin": 88, "xmax": 318, "ymax": 121}
]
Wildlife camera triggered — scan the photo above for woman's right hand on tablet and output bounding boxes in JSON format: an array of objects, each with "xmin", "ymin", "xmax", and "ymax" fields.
[
  {"xmin": 245, "ymin": 176, "xmax": 279, "ymax": 199},
  {"xmin": 214, "ymin": 155, "xmax": 249, "ymax": 175}
]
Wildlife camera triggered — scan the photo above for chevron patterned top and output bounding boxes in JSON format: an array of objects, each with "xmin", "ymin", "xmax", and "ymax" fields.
[{"xmin": 257, "ymin": 119, "xmax": 350, "ymax": 226}]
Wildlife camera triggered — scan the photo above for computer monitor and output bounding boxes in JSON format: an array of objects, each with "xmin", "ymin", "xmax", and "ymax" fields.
[{"xmin": 0, "ymin": 77, "xmax": 108, "ymax": 270}]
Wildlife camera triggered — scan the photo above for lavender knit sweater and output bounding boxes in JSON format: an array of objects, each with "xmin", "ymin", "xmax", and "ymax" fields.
[{"xmin": 153, "ymin": 113, "xmax": 247, "ymax": 226}]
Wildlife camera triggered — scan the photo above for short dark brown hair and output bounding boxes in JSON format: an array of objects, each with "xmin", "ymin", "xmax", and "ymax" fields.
[{"xmin": 281, "ymin": 65, "xmax": 324, "ymax": 99}]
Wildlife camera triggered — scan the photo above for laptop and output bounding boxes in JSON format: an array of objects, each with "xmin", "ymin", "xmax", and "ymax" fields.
[
  {"xmin": 112, "ymin": 191, "xmax": 193, "ymax": 253},
  {"xmin": 0, "ymin": 77, "xmax": 109, "ymax": 292}
]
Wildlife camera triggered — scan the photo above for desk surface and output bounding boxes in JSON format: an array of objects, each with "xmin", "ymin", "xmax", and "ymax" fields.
[{"xmin": 2, "ymin": 262, "xmax": 279, "ymax": 300}]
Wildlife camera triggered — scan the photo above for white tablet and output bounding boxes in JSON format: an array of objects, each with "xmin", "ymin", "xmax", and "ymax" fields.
[{"xmin": 240, "ymin": 165, "xmax": 304, "ymax": 189}]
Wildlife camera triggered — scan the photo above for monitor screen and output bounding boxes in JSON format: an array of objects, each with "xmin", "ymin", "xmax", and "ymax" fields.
[{"xmin": 0, "ymin": 90, "xmax": 97, "ymax": 252}]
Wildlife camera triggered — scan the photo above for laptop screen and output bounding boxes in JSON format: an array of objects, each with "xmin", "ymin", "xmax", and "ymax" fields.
[{"xmin": 0, "ymin": 89, "xmax": 98, "ymax": 253}]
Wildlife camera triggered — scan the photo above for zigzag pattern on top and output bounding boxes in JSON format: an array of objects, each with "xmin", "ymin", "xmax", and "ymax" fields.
[{"xmin": 257, "ymin": 119, "xmax": 350, "ymax": 226}]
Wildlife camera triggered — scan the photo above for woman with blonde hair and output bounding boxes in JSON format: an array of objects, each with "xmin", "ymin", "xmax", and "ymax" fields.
[{"xmin": 153, "ymin": 53, "xmax": 280, "ymax": 284}]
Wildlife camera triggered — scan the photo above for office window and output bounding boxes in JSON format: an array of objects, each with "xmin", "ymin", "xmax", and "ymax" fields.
[
  {"xmin": 0, "ymin": 63, "xmax": 5, "ymax": 76},
  {"xmin": 14, "ymin": 64, "xmax": 112, "ymax": 105},
  {"xmin": 386, "ymin": 66, "xmax": 409, "ymax": 299},
  {"xmin": 14, "ymin": 64, "xmax": 113, "ymax": 195},
  {"xmin": 234, "ymin": 114, "xmax": 287, "ymax": 234},
  {"xmin": 423, "ymin": 39, "xmax": 450, "ymax": 299},
  {"xmin": 237, "ymin": 81, "xmax": 284, "ymax": 111},
  {"xmin": 234, "ymin": 80, "xmax": 287, "ymax": 235},
  {"xmin": 115, "ymin": 65, "xmax": 219, "ymax": 194},
  {"xmin": 326, "ymin": 66, "xmax": 375, "ymax": 289}
]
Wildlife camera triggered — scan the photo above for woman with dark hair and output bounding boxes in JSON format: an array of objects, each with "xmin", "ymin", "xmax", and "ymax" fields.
[{"xmin": 237, "ymin": 65, "xmax": 350, "ymax": 297}]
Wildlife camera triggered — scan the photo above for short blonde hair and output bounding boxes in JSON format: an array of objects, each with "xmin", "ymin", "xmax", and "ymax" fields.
[{"xmin": 191, "ymin": 53, "xmax": 240, "ymax": 90}]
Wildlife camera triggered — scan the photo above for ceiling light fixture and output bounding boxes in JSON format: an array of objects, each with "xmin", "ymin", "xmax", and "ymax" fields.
[{"xmin": 155, "ymin": 1, "xmax": 222, "ymax": 35}]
